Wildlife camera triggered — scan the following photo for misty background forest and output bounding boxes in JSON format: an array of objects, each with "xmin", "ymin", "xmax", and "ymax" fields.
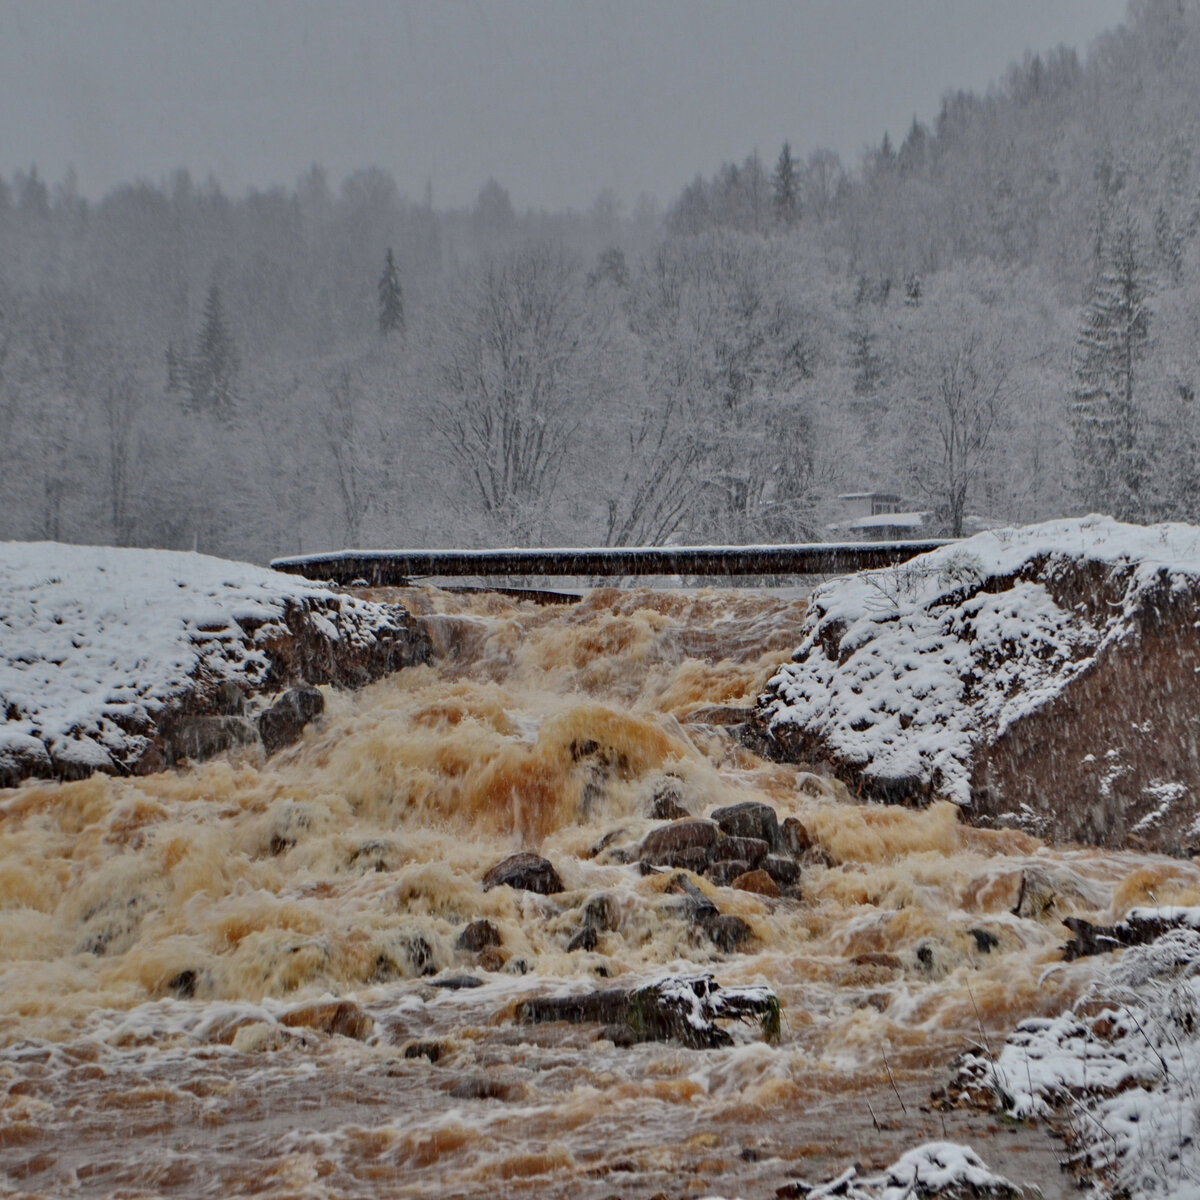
[{"xmin": 3, "ymin": 0, "xmax": 1200, "ymax": 563}]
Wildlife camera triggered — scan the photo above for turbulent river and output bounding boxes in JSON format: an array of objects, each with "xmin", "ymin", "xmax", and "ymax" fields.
[{"xmin": 3, "ymin": 585, "xmax": 1198, "ymax": 1199}]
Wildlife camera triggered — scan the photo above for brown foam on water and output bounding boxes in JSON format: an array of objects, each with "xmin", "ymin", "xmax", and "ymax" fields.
[{"xmin": 1, "ymin": 585, "xmax": 1194, "ymax": 1198}]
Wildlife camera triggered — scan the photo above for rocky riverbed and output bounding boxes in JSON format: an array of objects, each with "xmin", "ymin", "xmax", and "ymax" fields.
[{"xmin": 4, "ymin": 536, "xmax": 1200, "ymax": 1197}]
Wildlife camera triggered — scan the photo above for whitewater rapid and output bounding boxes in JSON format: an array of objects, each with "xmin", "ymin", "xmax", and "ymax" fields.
[{"xmin": 3, "ymin": 585, "xmax": 1195, "ymax": 1198}]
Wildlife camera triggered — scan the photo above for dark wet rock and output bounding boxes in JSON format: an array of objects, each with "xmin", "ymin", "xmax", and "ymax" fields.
[
  {"xmin": 567, "ymin": 926, "xmax": 599, "ymax": 953},
  {"xmin": 448, "ymin": 1077, "xmax": 514, "ymax": 1101},
  {"xmin": 706, "ymin": 859, "xmax": 752, "ymax": 887},
  {"xmin": 731, "ymin": 868, "xmax": 780, "ymax": 898},
  {"xmin": 213, "ymin": 680, "xmax": 246, "ymax": 715},
  {"xmin": 77, "ymin": 890, "xmax": 153, "ymax": 957},
  {"xmin": 719, "ymin": 835, "xmax": 770, "ymax": 868},
  {"xmin": 369, "ymin": 952, "xmax": 402, "ymax": 983},
  {"xmin": 682, "ymin": 705, "xmax": 754, "ymax": 726},
  {"xmin": 639, "ymin": 818, "xmax": 722, "ymax": 869},
  {"xmin": 267, "ymin": 833, "xmax": 294, "ymax": 856},
  {"xmin": 570, "ymin": 738, "xmax": 629, "ymax": 817},
  {"xmin": 662, "ymin": 874, "xmax": 753, "ymax": 950},
  {"xmin": 429, "ymin": 974, "xmax": 485, "ymax": 989},
  {"xmin": 165, "ymin": 969, "xmax": 198, "ymax": 999},
  {"xmin": 347, "ymin": 839, "xmax": 399, "ymax": 873},
  {"xmin": 763, "ymin": 854, "xmax": 801, "ymax": 888},
  {"xmin": 516, "ymin": 974, "xmax": 779, "ymax": 1049},
  {"xmin": 586, "ymin": 828, "xmax": 628, "ymax": 859},
  {"xmin": 371, "ymin": 934, "xmax": 438, "ymax": 981},
  {"xmin": 582, "ymin": 893, "xmax": 619, "ymax": 932},
  {"xmin": 481, "ymin": 852, "xmax": 564, "ymax": 895},
  {"xmin": 1061, "ymin": 908, "xmax": 1200, "ymax": 961},
  {"xmin": 652, "ymin": 846, "xmax": 710, "ymax": 874},
  {"xmin": 402, "ymin": 1040, "xmax": 446, "ymax": 1062},
  {"xmin": 0, "ymin": 735, "xmax": 54, "ymax": 787},
  {"xmin": 647, "ymin": 794, "xmax": 691, "ymax": 821},
  {"xmin": 258, "ymin": 686, "xmax": 325, "ymax": 756},
  {"xmin": 166, "ymin": 715, "xmax": 260, "ymax": 764},
  {"xmin": 279, "ymin": 1000, "xmax": 374, "ymax": 1040},
  {"xmin": 665, "ymin": 872, "xmax": 719, "ymax": 920},
  {"xmin": 710, "ymin": 802, "xmax": 781, "ymax": 850},
  {"xmin": 456, "ymin": 919, "xmax": 501, "ymax": 952},
  {"xmin": 701, "ymin": 913, "xmax": 754, "ymax": 952},
  {"xmin": 647, "ymin": 777, "xmax": 692, "ymax": 820},
  {"xmin": 597, "ymin": 1023, "xmax": 640, "ymax": 1047},
  {"xmin": 779, "ymin": 816, "xmax": 813, "ymax": 857},
  {"xmin": 754, "ymin": 519, "xmax": 1200, "ymax": 852},
  {"xmin": 970, "ymin": 928, "xmax": 1000, "ymax": 953},
  {"xmin": 406, "ymin": 935, "xmax": 437, "ymax": 976},
  {"xmin": 47, "ymin": 738, "xmax": 120, "ymax": 780}
]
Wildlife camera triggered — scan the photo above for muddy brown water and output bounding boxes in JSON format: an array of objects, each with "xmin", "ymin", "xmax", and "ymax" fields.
[{"xmin": 3, "ymin": 586, "xmax": 1196, "ymax": 1198}]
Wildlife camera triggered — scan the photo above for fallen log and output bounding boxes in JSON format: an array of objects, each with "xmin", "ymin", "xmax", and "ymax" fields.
[{"xmin": 515, "ymin": 974, "xmax": 780, "ymax": 1048}]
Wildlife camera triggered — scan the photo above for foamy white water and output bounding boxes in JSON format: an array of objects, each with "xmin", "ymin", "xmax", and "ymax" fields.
[{"xmin": 2, "ymin": 585, "xmax": 1194, "ymax": 1198}]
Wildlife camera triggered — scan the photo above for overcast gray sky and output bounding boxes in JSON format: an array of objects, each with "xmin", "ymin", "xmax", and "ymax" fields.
[{"xmin": 0, "ymin": 0, "xmax": 1129, "ymax": 212}]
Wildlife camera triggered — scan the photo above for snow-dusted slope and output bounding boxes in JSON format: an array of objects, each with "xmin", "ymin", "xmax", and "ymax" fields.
[
  {"xmin": 758, "ymin": 516, "xmax": 1200, "ymax": 847},
  {"xmin": 0, "ymin": 542, "xmax": 428, "ymax": 783}
]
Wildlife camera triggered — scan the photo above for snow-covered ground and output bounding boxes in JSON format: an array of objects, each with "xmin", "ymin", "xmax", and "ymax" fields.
[
  {"xmin": 763, "ymin": 515, "xmax": 1200, "ymax": 806},
  {"xmin": 0, "ymin": 541, "xmax": 394, "ymax": 779},
  {"xmin": 954, "ymin": 918, "xmax": 1200, "ymax": 1199}
]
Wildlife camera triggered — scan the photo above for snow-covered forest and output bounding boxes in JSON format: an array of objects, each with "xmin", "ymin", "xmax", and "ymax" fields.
[{"xmin": 4, "ymin": 0, "xmax": 1200, "ymax": 561}]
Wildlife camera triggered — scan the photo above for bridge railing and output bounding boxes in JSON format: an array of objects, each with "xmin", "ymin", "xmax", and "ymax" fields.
[{"xmin": 269, "ymin": 541, "xmax": 954, "ymax": 587}]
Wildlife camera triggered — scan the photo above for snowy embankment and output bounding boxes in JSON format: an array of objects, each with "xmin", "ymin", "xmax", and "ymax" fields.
[
  {"xmin": 953, "ymin": 918, "xmax": 1200, "ymax": 1199},
  {"xmin": 756, "ymin": 515, "xmax": 1200, "ymax": 850},
  {"xmin": 0, "ymin": 542, "xmax": 428, "ymax": 784}
]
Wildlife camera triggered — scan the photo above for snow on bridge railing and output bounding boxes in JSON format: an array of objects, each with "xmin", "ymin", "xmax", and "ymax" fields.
[{"xmin": 269, "ymin": 541, "xmax": 955, "ymax": 587}]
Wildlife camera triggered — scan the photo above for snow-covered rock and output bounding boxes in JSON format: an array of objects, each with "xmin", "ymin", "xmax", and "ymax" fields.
[
  {"xmin": 0, "ymin": 541, "xmax": 430, "ymax": 784},
  {"xmin": 780, "ymin": 1143, "xmax": 1021, "ymax": 1198},
  {"xmin": 755, "ymin": 516, "xmax": 1200, "ymax": 851},
  {"xmin": 953, "ymin": 927, "xmax": 1200, "ymax": 1199}
]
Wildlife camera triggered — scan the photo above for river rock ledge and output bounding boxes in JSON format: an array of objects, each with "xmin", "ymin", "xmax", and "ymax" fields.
[
  {"xmin": 753, "ymin": 516, "xmax": 1200, "ymax": 853},
  {"xmin": 0, "ymin": 541, "xmax": 431, "ymax": 784}
]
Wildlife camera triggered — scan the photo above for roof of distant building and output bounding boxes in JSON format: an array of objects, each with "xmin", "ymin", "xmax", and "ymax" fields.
[{"xmin": 841, "ymin": 511, "xmax": 929, "ymax": 530}]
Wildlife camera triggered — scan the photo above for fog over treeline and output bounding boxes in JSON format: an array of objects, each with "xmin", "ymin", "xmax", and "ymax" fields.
[{"xmin": 3, "ymin": 0, "xmax": 1200, "ymax": 561}]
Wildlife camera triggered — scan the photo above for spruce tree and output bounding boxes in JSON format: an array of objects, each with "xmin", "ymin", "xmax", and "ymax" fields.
[
  {"xmin": 189, "ymin": 284, "xmax": 238, "ymax": 413},
  {"xmin": 772, "ymin": 142, "xmax": 798, "ymax": 226},
  {"xmin": 378, "ymin": 247, "xmax": 405, "ymax": 336},
  {"xmin": 1070, "ymin": 210, "xmax": 1151, "ymax": 521}
]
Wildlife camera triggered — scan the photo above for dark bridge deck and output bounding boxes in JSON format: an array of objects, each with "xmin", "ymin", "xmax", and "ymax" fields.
[{"xmin": 269, "ymin": 541, "xmax": 952, "ymax": 587}]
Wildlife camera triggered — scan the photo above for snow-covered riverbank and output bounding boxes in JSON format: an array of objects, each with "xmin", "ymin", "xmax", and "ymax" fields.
[{"xmin": 0, "ymin": 541, "xmax": 427, "ymax": 782}]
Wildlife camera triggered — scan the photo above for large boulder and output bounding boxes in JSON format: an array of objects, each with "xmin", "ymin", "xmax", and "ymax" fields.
[
  {"xmin": 0, "ymin": 542, "xmax": 431, "ymax": 785},
  {"xmin": 257, "ymin": 687, "xmax": 325, "ymax": 757},
  {"xmin": 639, "ymin": 818, "xmax": 723, "ymax": 869},
  {"xmin": 481, "ymin": 852, "xmax": 564, "ymax": 895},
  {"xmin": 755, "ymin": 518, "xmax": 1200, "ymax": 852}
]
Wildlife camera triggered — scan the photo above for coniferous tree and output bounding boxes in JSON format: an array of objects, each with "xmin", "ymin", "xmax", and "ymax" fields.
[
  {"xmin": 1070, "ymin": 210, "xmax": 1151, "ymax": 520},
  {"xmin": 772, "ymin": 143, "xmax": 798, "ymax": 226},
  {"xmin": 189, "ymin": 284, "xmax": 238, "ymax": 413},
  {"xmin": 378, "ymin": 247, "xmax": 405, "ymax": 336}
]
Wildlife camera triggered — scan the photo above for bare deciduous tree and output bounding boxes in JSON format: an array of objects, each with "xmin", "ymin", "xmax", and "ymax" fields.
[
  {"xmin": 430, "ymin": 243, "xmax": 618, "ymax": 542},
  {"xmin": 900, "ymin": 307, "xmax": 1010, "ymax": 537}
]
